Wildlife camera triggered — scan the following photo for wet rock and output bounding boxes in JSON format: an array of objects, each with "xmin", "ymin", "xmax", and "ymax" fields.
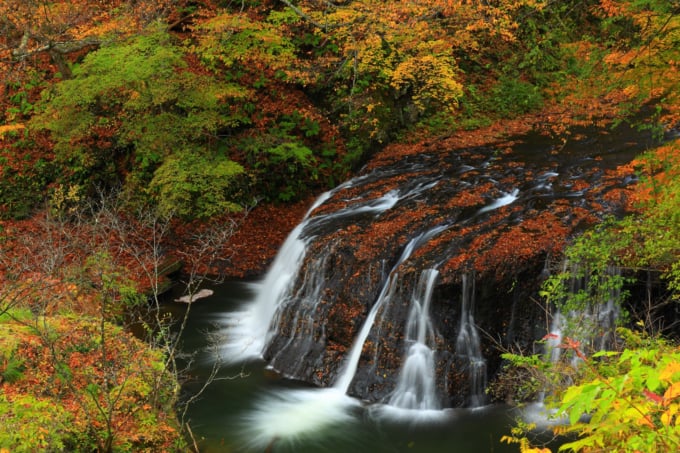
[{"xmin": 262, "ymin": 127, "xmax": 643, "ymax": 406}]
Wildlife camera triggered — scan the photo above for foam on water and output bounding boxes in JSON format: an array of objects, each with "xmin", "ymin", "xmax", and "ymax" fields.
[
  {"xmin": 369, "ymin": 403, "xmax": 453, "ymax": 424},
  {"xmin": 518, "ymin": 402, "xmax": 568, "ymax": 428},
  {"xmin": 477, "ymin": 188, "xmax": 520, "ymax": 215},
  {"xmin": 239, "ymin": 388, "xmax": 360, "ymax": 450}
]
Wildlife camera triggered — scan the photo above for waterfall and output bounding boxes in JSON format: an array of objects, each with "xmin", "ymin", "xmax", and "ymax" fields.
[
  {"xmin": 334, "ymin": 226, "xmax": 448, "ymax": 394},
  {"xmin": 221, "ymin": 183, "xmax": 418, "ymax": 363},
  {"xmin": 545, "ymin": 262, "xmax": 622, "ymax": 364},
  {"xmin": 455, "ymin": 273, "xmax": 487, "ymax": 407},
  {"xmin": 544, "ymin": 311, "xmax": 565, "ymax": 365},
  {"xmin": 528, "ymin": 263, "xmax": 623, "ymax": 422},
  {"xmin": 388, "ymin": 269, "xmax": 440, "ymax": 410},
  {"xmin": 220, "ymin": 191, "xmax": 332, "ymax": 363},
  {"xmin": 236, "ymin": 226, "xmax": 448, "ymax": 450}
]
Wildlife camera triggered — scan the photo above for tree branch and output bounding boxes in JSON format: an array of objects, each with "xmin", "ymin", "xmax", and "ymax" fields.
[
  {"xmin": 11, "ymin": 35, "xmax": 101, "ymax": 61},
  {"xmin": 278, "ymin": 0, "xmax": 328, "ymax": 30}
]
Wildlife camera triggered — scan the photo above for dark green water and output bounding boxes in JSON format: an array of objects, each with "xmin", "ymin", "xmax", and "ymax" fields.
[{"xmin": 167, "ymin": 281, "xmax": 524, "ymax": 453}]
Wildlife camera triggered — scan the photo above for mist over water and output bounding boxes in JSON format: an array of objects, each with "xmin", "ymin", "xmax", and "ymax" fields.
[{"xmin": 238, "ymin": 388, "xmax": 361, "ymax": 451}]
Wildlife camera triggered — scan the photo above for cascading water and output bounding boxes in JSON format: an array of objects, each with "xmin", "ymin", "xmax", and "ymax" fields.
[
  {"xmin": 544, "ymin": 262, "xmax": 623, "ymax": 364},
  {"xmin": 216, "ymin": 123, "xmax": 650, "ymax": 450},
  {"xmin": 334, "ymin": 226, "xmax": 448, "ymax": 394},
  {"xmin": 221, "ymin": 180, "xmax": 417, "ymax": 364},
  {"xmin": 477, "ymin": 188, "xmax": 520, "ymax": 215},
  {"xmin": 525, "ymin": 263, "xmax": 624, "ymax": 425},
  {"xmin": 387, "ymin": 269, "xmax": 441, "ymax": 411},
  {"xmin": 455, "ymin": 273, "xmax": 487, "ymax": 407},
  {"xmin": 220, "ymin": 191, "xmax": 331, "ymax": 363},
  {"xmin": 237, "ymin": 226, "xmax": 450, "ymax": 449}
]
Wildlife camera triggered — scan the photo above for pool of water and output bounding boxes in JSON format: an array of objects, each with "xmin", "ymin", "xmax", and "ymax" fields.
[{"xmin": 167, "ymin": 281, "xmax": 526, "ymax": 453}]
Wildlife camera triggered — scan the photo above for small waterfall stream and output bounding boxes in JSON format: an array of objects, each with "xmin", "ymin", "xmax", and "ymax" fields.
[
  {"xmin": 456, "ymin": 273, "xmax": 487, "ymax": 407},
  {"xmin": 544, "ymin": 262, "xmax": 623, "ymax": 364},
  {"xmin": 335, "ymin": 226, "xmax": 448, "ymax": 394},
  {"xmin": 527, "ymin": 262, "xmax": 623, "ymax": 424},
  {"xmin": 388, "ymin": 269, "xmax": 440, "ymax": 411}
]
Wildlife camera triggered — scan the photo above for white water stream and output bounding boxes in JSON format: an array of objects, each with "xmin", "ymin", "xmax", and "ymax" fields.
[
  {"xmin": 220, "ymin": 192, "xmax": 331, "ymax": 362},
  {"xmin": 221, "ymin": 185, "xmax": 408, "ymax": 363},
  {"xmin": 524, "ymin": 263, "xmax": 623, "ymax": 426},
  {"xmin": 455, "ymin": 273, "xmax": 487, "ymax": 407},
  {"xmin": 387, "ymin": 269, "xmax": 440, "ymax": 411},
  {"xmin": 334, "ymin": 226, "xmax": 447, "ymax": 394},
  {"xmin": 230, "ymin": 223, "xmax": 451, "ymax": 448}
]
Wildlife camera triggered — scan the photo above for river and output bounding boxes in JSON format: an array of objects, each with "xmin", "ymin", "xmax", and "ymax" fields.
[{"xmin": 168, "ymin": 281, "xmax": 525, "ymax": 452}]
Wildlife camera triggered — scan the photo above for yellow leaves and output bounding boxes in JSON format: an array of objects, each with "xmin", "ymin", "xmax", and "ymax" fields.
[
  {"xmin": 390, "ymin": 52, "xmax": 463, "ymax": 113},
  {"xmin": 661, "ymin": 403, "xmax": 680, "ymax": 427},
  {"xmin": 0, "ymin": 123, "xmax": 25, "ymax": 139},
  {"xmin": 664, "ymin": 382, "xmax": 680, "ymax": 403},
  {"xmin": 500, "ymin": 433, "xmax": 551, "ymax": 453},
  {"xmin": 195, "ymin": 11, "xmax": 307, "ymax": 82},
  {"xmin": 660, "ymin": 362, "xmax": 680, "ymax": 382},
  {"xmin": 622, "ymin": 84, "xmax": 640, "ymax": 99}
]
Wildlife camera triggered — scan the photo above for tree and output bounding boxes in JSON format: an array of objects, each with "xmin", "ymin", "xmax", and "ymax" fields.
[
  {"xmin": 0, "ymin": 190, "xmax": 242, "ymax": 451},
  {"xmin": 31, "ymin": 25, "xmax": 250, "ymax": 217},
  {"xmin": 0, "ymin": 0, "xmax": 177, "ymax": 80}
]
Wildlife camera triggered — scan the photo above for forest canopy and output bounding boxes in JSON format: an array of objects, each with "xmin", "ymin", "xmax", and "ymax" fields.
[{"xmin": 1, "ymin": 0, "xmax": 678, "ymax": 219}]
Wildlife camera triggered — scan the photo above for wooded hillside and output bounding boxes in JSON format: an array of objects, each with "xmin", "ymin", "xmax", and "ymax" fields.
[
  {"xmin": 1, "ymin": 1, "xmax": 680, "ymax": 451},
  {"xmin": 1, "ymin": 0, "xmax": 678, "ymax": 221}
]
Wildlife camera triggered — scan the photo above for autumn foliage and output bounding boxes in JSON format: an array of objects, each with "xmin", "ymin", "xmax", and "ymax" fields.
[
  {"xmin": 1, "ymin": 0, "xmax": 680, "ymax": 451},
  {"xmin": 0, "ymin": 313, "xmax": 181, "ymax": 451},
  {"xmin": 1, "ymin": 0, "xmax": 678, "ymax": 220}
]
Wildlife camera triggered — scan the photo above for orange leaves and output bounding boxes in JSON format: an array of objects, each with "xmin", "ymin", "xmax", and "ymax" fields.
[
  {"xmin": 0, "ymin": 123, "xmax": 25, "ymax": 140},
  {"xmin": 603, "ymin": 50, "xmax": 639, "ymax": 69},
  {"xmin": 0, "ymin": 314, "xmax": 181, "ymax": 450},
  {"xmin": 627, "ymin": 139, "xmax": 680, "ymax": 206},
  {"xmin": 663, "ymin": 382, "xmax": 680, "ymax": 403},
  {"xmin": 595, "ymin": 0, "xmax": 628, "ymax": 18}
]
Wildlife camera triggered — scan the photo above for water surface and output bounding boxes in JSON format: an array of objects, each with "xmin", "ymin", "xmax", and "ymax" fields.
[{"xmin": 170, "ymin": 281, "xmax": 523, "ymax": 453}]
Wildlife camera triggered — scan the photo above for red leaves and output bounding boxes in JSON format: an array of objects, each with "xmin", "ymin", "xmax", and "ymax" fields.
[
  {"xmin": 557, "ymin": 337, "xmax": 587, "ymax": 362},
  {"xmin": 643, "ymin": 389, "xmax": 664, "ymax": 405},
  {"xmin": 221, "ymin": 198, "xmax": 311, "ymax": 277}
]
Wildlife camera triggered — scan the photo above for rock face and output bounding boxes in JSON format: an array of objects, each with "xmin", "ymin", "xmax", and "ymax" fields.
[{"xmin": 259, "ymin": 127, "xmax": 642, "ymax": 407}]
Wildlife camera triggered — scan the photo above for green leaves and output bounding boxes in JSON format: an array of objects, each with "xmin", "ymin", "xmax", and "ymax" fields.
[
  {"xmin": 30, "ymin": 24, "xmax": 252, "ymax": 218},
  {"xmin": 148, "ymin": 149, "xmax": 245, "ymax": 219},
  {"xmin": 242, "ymin": 134, "xmax": 319, "ymax": 202},
  {"xmin": 0, "ymin": 393, "xmax": 73, "ymax": 452},
  {"xmin": 194, "ymin": 12, "xmax": 301, "ymax": 82}
]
